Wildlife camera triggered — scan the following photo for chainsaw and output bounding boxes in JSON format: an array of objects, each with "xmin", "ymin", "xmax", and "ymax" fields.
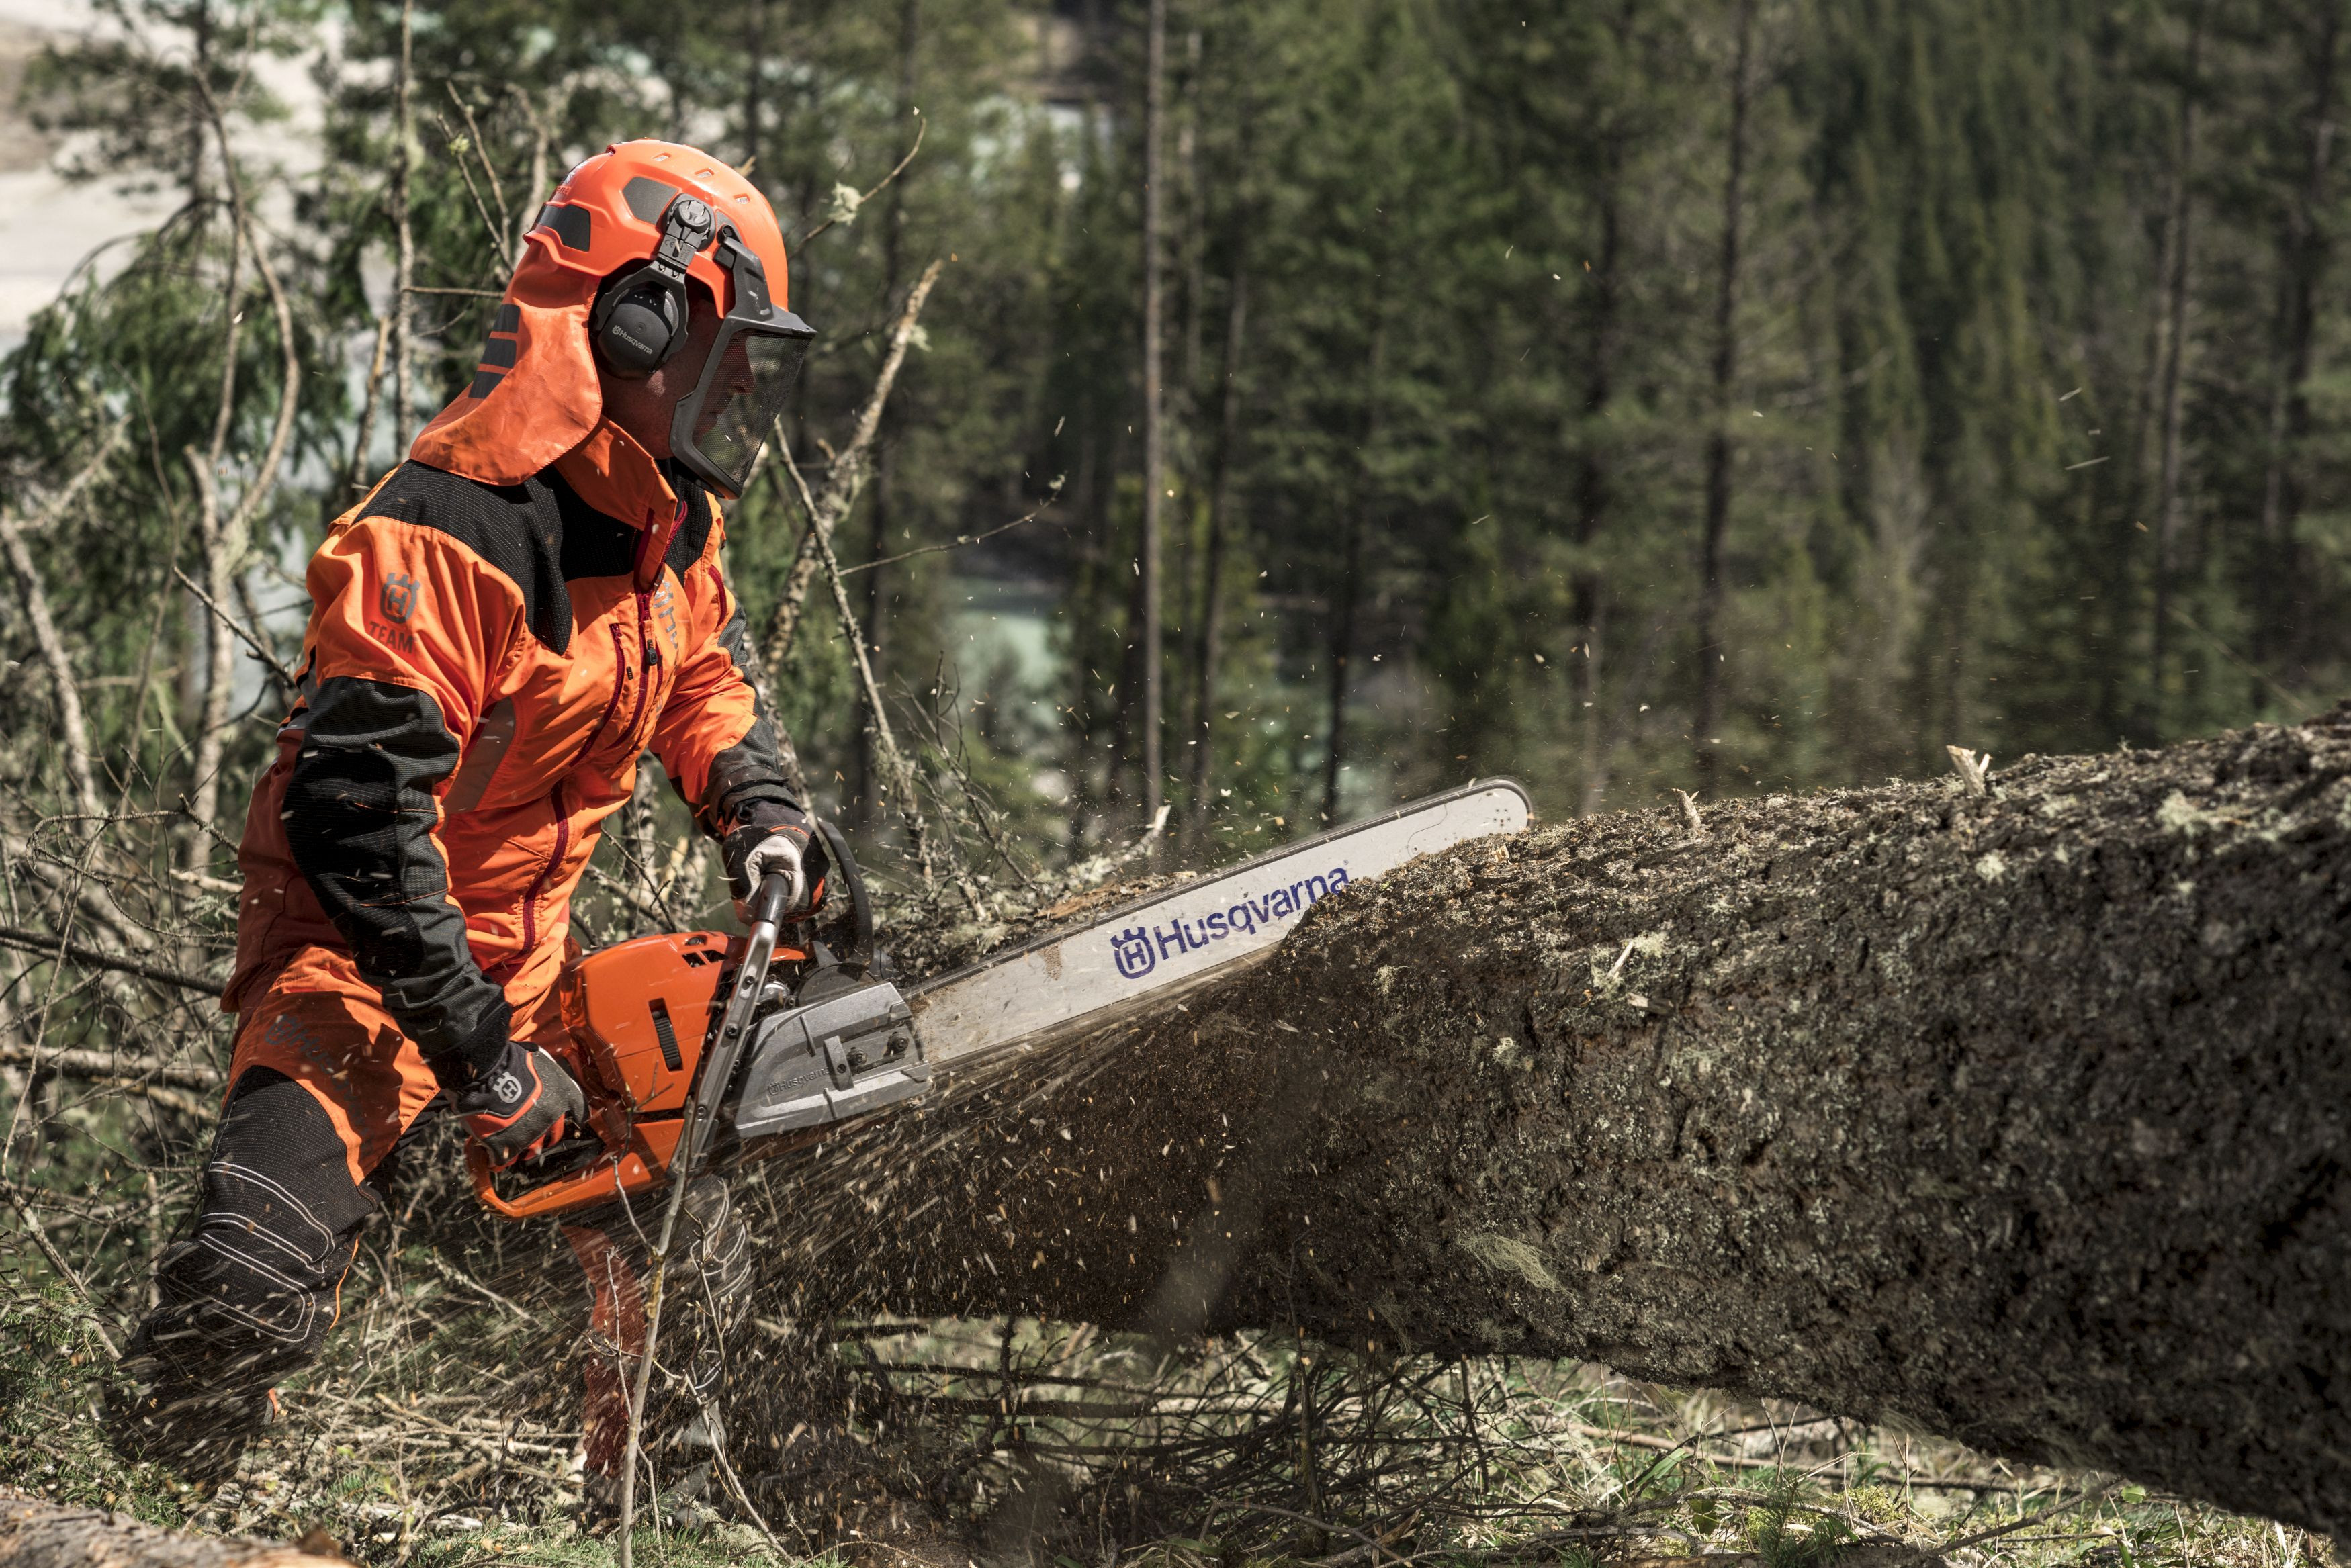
[{"xmin": 468, "ymin": 778, "xmax": 1532, "ymax": 1221}]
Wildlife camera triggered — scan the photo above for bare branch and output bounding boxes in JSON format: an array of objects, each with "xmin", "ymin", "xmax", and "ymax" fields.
[
  {"xmin": 449, "ymin": 84, "xmax": 513, "ymax": 265},
  {"xmin": 173, "ymin": 565, "xmax": 294, "ymax": 694},
  {"xmin": 434, "ymin": 103, "xmax": 514, "ymax": 275},
  {"xmin": 839, "ymin": 481, "xmax": 1063, "ymax": 575},
  {"xmin": 0, "ymin": 922, "xmax": 225, "ymax": 996},
  {"xmin": 347, "ymin": 310, "xmax": 394, "ymax": 493},
  {"xmin": 762, "ymin": 259, "xmax": 945, "ymax": 668},
  {"xmin": 391, "ymin": 0, "xmax": 417, "ymax": 454},
  {"xmin": 185, "ymin": 74, "xmax": 303, "ymax": 860},
  {"xmin": 0, "ymin": 426, "xmax": 125, "ymax": 820},
  {"xmin": 795, "ymin": 111, "xmax": 926, "ymax": 246}
]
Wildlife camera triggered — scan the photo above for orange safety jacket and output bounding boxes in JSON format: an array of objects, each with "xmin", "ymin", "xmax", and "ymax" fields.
[{"xmin": 224, "ymin": 420, "xmax": 803, "ymax": 1092}]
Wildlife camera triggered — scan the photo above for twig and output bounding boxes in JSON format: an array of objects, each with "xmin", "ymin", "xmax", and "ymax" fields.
[
  {"xmin": 448, "ymin": 85, "xmax": 513, "ymax": 267},
  {"xmin": 795, "ymin": 112, "xmax": 926, "ymax": 246},
  {"xmin": 2, "ymin": 1182, "xmax": 122, "ymax": 1358},
  {"xmin": 173, "ymin": 565, "xmax": 294, "ymax": 692},
  {"xmin": 434, "ymin": 101, "xmax": 513, "ymax": 275},
  {"xmin": 838, "ymin": 483, "xmax": 1063, "ymax": 575},
  {"xmin": 1936, "ymin": 1479, "xmax": 2119, "ymax": 1554},
  {"xmin": 1673, "ymin": 789, "xmax": 1704, "ymax": 836},
  {"xmin": 1945, "ymin": 745, "xmax": 1992, "ymax": 798}
]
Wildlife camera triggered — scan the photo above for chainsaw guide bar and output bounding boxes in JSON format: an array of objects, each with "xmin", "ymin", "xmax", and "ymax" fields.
[
  {"xmin": 474, "ymin": 779, "xmax": 1529, "ymax": 1219},
  {"xmin": 905, "ymin": 777, "xmax": 1533, "ymax": 1068}
]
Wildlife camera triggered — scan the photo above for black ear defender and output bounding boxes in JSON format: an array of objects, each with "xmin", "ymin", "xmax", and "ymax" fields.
[{"xmin": 590, "ymin": 193, "xmax": 718, "ymax": 377}]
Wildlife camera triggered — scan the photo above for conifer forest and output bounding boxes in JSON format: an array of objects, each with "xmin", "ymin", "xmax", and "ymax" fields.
[{"xmin": 5, "ymin": 1, "xmax": 2351, "ymax": 1566}]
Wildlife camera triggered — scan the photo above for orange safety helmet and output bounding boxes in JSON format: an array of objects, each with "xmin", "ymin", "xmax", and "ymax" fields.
[{"xmin": 412, "ymin": 140, "xmax": 814, "ymax": 499}]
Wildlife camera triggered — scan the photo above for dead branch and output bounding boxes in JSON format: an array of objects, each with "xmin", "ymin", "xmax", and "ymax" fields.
[
  {"xmin": 760, "ymin": 259, "xmax": 946, "ymax": 669},
  {"xmin": 184, "ymin": 75, "xmax": 303, "ymax": 863},
  {"xmin": 390, "ymin": 0, "xmax": 417, "ymax": 457},
  {"xmin": 0, "ymin": 1040, "xmax": 222, "ymax": 1091},
  {"xmin": 346, "ymin": 310, "xmax": 394, "ymax": 493},
  {"xmin": 840, "ymin": 481, "xmax": 1063, "ymax": 576},
  {"xmin": 434, "ymin": 102, "xmax": 513, "ymax": 277},
  {"xmin": 0, "ymin": 428, "xmax": 124, "ymax": 821},
  {"xmin": 173, "ymin": 566, "xmax": 294, "ymax": 694},
  {"xmin": 0, "ymin": 1188, "xmax": 119, "ymax": 1358},
  {"xmin": 0, "ymin": 923, "xmax": 225, "ymax": 996}
]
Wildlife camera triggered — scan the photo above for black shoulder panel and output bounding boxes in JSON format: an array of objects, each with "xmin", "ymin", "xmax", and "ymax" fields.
[
  {"xmin": 665, "ymin": 477, "xmax": 716, "ymax": 579},
  {"xmin": 358, "ymin": 461, "xmax": 573, "ymax": 654}
]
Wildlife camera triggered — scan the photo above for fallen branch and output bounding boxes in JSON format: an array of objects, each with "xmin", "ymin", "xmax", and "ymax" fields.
[
  {"xmin": 0, "ymin": 923, "xmax": 225, "ymax": 996},
  {"xmin": 0, "ymin": 1040, "xmax": 222, "ymax": 1091}
]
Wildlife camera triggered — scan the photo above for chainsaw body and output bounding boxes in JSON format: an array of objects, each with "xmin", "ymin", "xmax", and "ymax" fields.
[{"xmin": 468, "ymin": 825, "xmax": 931, "ymax": 1220}]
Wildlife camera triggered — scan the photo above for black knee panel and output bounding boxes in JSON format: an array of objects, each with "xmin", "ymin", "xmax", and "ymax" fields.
[{"xmin": 129, "ymin": 1068, "xmax": 382, "ymax": 1395}]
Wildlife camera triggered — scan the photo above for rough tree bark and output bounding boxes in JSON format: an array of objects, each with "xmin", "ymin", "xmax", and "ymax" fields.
[
  {"xmin": 0, "ymin": 1492, "xmax": 339, "ymax": 1568},
  {"xmin": 758, "ymin": 709, "xmax": 2351, "ymax": 1544}
]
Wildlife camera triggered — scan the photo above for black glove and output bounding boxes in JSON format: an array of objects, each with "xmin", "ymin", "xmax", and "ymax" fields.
[
  {"xmin": 721, "ymin": 807, "xmax": 827, "ymax": 918},
  {"xmin": 455, "ymin": 1040, "xmax": 586, "ymax": 1168}
]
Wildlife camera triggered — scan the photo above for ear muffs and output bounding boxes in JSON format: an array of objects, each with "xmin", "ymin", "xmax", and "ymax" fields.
[
  {"xmin": 590, "ymin": 275, "xmax": 685, "ymax": 377},
  {"xmin": 588, "ymin": 194, "xmax": 717, "ymax": 379}
]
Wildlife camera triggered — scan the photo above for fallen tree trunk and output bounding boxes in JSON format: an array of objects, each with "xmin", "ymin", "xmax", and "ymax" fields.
[
  {"xmin": 755, "ymin": 711, "xmax": 2351, "ymax": 1542},
  {"xmin": 0, "ymin": 1493, "xmax": 339, "ymax": 1568}
]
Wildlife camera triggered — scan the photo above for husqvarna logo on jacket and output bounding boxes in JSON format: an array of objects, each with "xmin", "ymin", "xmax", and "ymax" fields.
[{"xmin": 379, "ymin": 573, "xmax": 420, "ymax": 623}]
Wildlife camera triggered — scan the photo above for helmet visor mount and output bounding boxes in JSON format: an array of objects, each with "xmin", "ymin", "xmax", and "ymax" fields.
[{"xmin": 667, "ymin": 231, "xmax": 814, "ymax": 499}]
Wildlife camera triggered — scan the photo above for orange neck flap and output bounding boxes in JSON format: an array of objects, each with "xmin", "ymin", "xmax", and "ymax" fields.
[{"xmin": 410, "ymin": 237, "xmax": 605, "ymax": 487}]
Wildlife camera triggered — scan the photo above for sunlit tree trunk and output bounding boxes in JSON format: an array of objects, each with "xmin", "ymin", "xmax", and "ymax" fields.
[
  {"xmin": 2149, "ymin": 0, "xmax": 2206, "ymax": 728},
  {"xmin": 1137, "ymin": 0, "xmax": 1170, "ymax": 831},
  {"xmin": 856, "ymin": 0, "xmax": 923, "ymax": 831},
  {"xmin": 2257, "ymin": 0, "xmax": 2342, "ymax": 676}
]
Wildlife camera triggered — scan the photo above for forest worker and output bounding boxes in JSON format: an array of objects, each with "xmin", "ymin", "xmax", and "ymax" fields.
[{"xmin": 109, "ymin": 140, "xmax": 821, "ymax": 1491}]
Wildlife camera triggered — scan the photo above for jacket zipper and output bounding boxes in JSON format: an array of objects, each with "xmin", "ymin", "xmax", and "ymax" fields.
[
  {"xmin": 514, "ymin": 500, "xmax": 682, "ymax": 961},
  {"xmin": 621, "ymin": 588, "xmax": 662, "ymax": 747}
]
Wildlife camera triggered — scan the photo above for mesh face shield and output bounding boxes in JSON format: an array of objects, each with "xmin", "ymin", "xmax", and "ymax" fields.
[{"xmin": 667, "ymin": 234, "xmax": 814, "ymax": 499}]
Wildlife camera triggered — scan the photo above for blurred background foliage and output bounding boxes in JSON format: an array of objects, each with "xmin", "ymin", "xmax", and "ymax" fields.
[{"xmin": 7, "ymin": 0, "xmax": 2341, "ymax": 878}]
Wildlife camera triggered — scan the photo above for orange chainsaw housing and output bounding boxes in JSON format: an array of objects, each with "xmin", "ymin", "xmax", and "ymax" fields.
[{"xmin": 466, "ymin": 929, "xmax": 809, "ymax": 1219}]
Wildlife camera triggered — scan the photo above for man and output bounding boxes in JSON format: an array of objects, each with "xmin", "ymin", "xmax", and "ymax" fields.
[{"xmin": 112, "ymin": 140, "xmax": 820, "ymax": 1487}]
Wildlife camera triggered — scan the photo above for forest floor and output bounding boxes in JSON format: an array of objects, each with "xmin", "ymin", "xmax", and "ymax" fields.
[{"xmin": 0, "ymin": 1257, "xmax": 2330, "ymax": 1568}]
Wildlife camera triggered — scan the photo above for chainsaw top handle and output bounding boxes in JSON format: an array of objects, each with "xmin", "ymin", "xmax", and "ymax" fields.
[
  {"xmin": 750, "ymin": 868, "xmax": 793, "ymax": 930},
  {"xmin": 811, "ymin": 817, "xmax": 875, "ymax": 976}
]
